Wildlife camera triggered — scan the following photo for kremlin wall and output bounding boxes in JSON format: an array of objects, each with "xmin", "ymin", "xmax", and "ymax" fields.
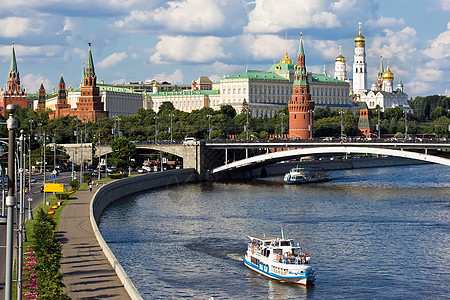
[{"xmin": 0, "ymin": 24, "xmax": 411, "ymax": 139}]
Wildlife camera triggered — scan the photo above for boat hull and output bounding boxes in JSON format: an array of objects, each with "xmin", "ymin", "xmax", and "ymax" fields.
[{"xmin": 243, "ymin": 256, "xmax": 314, "ymax": 286}]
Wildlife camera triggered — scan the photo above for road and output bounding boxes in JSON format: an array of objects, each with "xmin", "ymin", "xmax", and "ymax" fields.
[{"xmin": 0, "ymin": 170, "xmax": 79, "ymax": 299}]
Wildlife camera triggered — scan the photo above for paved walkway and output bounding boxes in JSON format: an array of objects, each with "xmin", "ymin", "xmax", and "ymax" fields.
[{"xmin": 58, "ymin": 186, "xmax": 131, "ymax": 300}]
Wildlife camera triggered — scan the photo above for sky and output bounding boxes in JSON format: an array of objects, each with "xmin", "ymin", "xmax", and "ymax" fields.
[{"xmin": 0, "ymin": 0, "xmax": 449, "ymax": 98}]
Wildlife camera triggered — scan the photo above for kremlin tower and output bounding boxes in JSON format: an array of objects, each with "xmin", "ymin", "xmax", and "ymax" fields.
[
  {"xmin": 75, "ymin": 43, "xmax": 108, "ymax": 122},
  {"xmin": 352, "ymin": 22, "xmax": 367, "ymax": 95},
  {"xmin": 0, "ymin": 43, "xmax": 28, "ymax": 116},
  {"xmin": 288, "ymin": 34, "xmax": 315, "ymax": 139},
  {"xmin": 51, "ymin": 74, "xmax": 71, "ymax": 119}
]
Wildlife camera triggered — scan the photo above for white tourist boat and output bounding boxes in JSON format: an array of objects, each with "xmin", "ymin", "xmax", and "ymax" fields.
[
  {"xmin": 283, "ymin": 167, "xmax": 331, "ymax": 184},
  {"xmin": 243, "ymin": 229, "xmax": 315, "ymax": 286}
]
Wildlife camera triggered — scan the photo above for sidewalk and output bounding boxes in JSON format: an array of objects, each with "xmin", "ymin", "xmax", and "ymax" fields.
[{"xmin": 58, "ymin": 186, "xmax": 131, "ymax": 300}]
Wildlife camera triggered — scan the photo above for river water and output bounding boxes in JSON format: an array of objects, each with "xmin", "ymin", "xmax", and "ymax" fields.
[{"xmin": 99, "ymin": 164, "xmax": 450, "ymax": 299}]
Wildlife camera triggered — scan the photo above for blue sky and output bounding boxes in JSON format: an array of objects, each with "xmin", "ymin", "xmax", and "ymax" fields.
[{"xmin": 0, "ymin": 0, "xmax": 449, "ymax": 98}]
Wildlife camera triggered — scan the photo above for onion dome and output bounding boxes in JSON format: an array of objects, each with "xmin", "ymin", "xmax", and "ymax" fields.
[
  {"xmin": 382, "ymin": 64, "xmax": 394, "ymax": 81},
  {"xmin": 280, "ymin": 51, "xmax": 293, "ymax": 64},
  {"xmin": 354, "ymin": 22, "xmax": 365, "ymax": 47},
  {"xmin": 335, "ymin": 45, "xmax": 346, "ymax": 62}
]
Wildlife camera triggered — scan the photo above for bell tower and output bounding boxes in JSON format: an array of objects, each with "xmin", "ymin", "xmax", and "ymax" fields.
[{"xmin": 288, "ymin": 33, "xmax": 315, "ymax": 139}]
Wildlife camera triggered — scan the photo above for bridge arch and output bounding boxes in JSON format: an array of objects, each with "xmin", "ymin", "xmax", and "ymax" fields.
[{"xmin": 210, "ymin": 146, "xmax": 450, "ymax": 174}]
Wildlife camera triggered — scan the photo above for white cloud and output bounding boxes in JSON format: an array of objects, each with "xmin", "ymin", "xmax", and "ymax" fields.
[
  {"xmin": 366, "ymin": 16, "xmax": 406, "ymax": 28},
  {"xmin": 150, "ymin": 35, "xmax": 228, "ymax": 64},
  {"xmin": 22, "ymin": 73, "xmax": 54, "ymax": 94},
  {"xmin": 424, "ymin": 21, "xmax": 450, "ymax": 59},
  {"xmin": 439, "ymin": 0, "xmax": 450, "ymax": 11},
  {"xmin": 0, "ymin": 17, "xmax": 43, "ymax": 37},
  {"xmin": 245, "ymin": 0, "xmax": 341, "ymax": 33},
  {"xmin": 114, "ymin": 0, "xmax": 245, "ymax": 34},
  {"xmin": 369, "ymin": 27, "xmax": 418, "ymax": 62},
  {"xmin": 153, "ymin": 69, "xmax": 184, "ymax": 84},
  {"xmin": 97, "ymin": 52, "xmax": 127, "ymax": 69}
]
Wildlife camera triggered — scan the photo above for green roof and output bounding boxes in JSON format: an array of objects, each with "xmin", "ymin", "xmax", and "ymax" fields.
[
  {"xmin": 98, "ymin": 83, "xmax": 136, "ymax": 94},
  {"xmin": 222, "ymin": 71, "xmax": 288, "ymax": 81},
  {"xmin": 151, "ymin": 89, "xmax": 220, "ymax": 96},
  {"xmin": 311, "ymin": 74, "xmax": 347, "ymax": 84},
  {"xmin": 9, "ymin": 44, "xmax": 18, "ymax": 74},
  {"xmin": 267, "ymin": 62, "xmax": 296, "ymax": 73}
]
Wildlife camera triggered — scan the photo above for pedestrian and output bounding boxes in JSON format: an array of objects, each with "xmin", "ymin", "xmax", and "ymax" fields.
[{"xmin": 89, "ymin": 183, "xmax": 92, "ymax": 192}]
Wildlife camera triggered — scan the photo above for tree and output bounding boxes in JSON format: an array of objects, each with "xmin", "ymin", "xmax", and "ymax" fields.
[
  {"xmin": 219, "ymin": 105, "xmax": 237, "ymax": 120},
  {"xmin": 430, "ymin": 106, "xmax": 447, "ymax": 120},
  {"xmin": 158, "ymin": 101, "xmax": 175, "ymax": 114},
  {"xmin": 109, "ymin": 137, "xmax": 137, "ymax": 169}
]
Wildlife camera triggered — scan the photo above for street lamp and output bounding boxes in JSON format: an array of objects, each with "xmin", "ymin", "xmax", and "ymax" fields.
[
  {"xmin": 154, "ymin": 116, "xmax": 159, "ymax": 143},
  {"xmin": 339, "ymin": 110, "xmax": 344, "ymax": 139},
  {"xmin": 5, "ymin": 104, "xmax": 18, "ymax": 300},
  {"xmin": 280, "ymin": 112, "xmax": 285, "ymax": 138},
  {"xmin": 308, "ymin": 110, "xmax": 314, "ymax": 140},
  {"xmin": 404, "ymin": 110, "xmax": 408, "ymax": 138},
  {"xmin": 169, "ymin": 113, "xmax": 174, "ymax": 143},
  {"xmin": 207, "ymin": 114, "xmax": 212, "ymax": 140},
  {"xmin": 377, "ymin": 108, "xmax": 381, "ymax": 139}
]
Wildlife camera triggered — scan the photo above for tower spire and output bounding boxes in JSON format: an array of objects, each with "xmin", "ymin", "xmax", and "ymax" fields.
[
  {"xmin": 298, "ymin": 32, "xmax": 304, "ymax": 56},
  {"xmin": 10, "ymin": 42, "xmax": 18, "ymax": 74}
]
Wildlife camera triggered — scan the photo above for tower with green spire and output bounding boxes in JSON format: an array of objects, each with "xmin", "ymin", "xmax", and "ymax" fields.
[
  {"xmin": 0, "ymin": 42, "xmax": 28, "ymax": 116},
  {"xmin": 75, "ymin": 43, "xmax": 108, "ymax": 122},
  {"xmin": 288, "ymin": 33, "xmax": 315, "ymax": 139}
]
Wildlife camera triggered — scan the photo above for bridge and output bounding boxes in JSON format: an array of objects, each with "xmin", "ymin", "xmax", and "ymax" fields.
[
  {"xmin": 133, "ymin": 140, "xmax": 450, "ymax": 180},
  {"xmin": 59, "ymin": 140, "xmax": 450, "ymax": 180}
]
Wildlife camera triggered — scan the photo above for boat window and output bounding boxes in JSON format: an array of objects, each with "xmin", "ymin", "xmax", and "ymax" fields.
[
  {"xmin": 280, "ymin": 241, "xmax": 291, "ymax": 246},
  {"xmin": 273, "ymin": 249, "xmax": 282, "ymax": 255}
]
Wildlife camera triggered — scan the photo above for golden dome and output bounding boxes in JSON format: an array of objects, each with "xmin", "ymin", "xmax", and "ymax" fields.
[
  {"xmin": 354, "ymin": 22, "xmax": 365, "ymax": 46},
  {"xmin": 382, "ymin": 64, "xmax": 394, "ymax": 81},
  {"xmin": 335, "ymin": 45, "xmax": 346, "ymax": 62},
  {"xmin": 280, "ymin": 51, "xmax": 293, "ymax": 64}
]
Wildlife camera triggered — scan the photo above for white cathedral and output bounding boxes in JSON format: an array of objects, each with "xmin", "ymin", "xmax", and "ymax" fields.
[{"xmin": 334, "ymin": 22, "xmax": 410, "ymax": 112}]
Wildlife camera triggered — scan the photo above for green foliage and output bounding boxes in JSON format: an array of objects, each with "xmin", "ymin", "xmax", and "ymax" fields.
[
  {"xmin": 409, "ymin": 95, "xmax": 450, "ymax": 121},
  {"xmin": 69, "ymin": 180, "xmax": 80, "ymax": 190},
  {"xmin": 82, "ymin": 172, "xmax": 93, "ymax": 184},
  {"xmin": 108, "ymin": 173, "xmax": 128, "ymax": 179},
  {"xmin": 109, "ymin": 137, "xmax": 137, "ymax": 169},
  {"xmin": 31, "ymin": 208, "xmax": 70, "ymax": 299},
  {"xmin": 56, "ymin": 192, "xmax": 71, "ymax": 200}
]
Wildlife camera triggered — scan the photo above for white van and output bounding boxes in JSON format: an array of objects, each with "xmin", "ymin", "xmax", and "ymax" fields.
[{"xmin": 183, "ymin": 137, "xmax": 196, "ymax": 144}]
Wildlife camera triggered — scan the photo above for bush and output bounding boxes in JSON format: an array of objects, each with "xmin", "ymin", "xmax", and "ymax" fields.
[
  {"xmin": 31, "ymin": 208, "xmax": 70, "ymax": 299},
  {"xmin": 69, "ymin": 180, "xmax": 80, "ymax": 190},
  {"xmin": 56, "ymin": 192, "xmax": 71, "ymax": 200},
  {"xmin": 108, "ymin": 173, "xmax": 128, "ymax": 179}
]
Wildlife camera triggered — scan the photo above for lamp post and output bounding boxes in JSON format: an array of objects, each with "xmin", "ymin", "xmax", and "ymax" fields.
[
  {"xmin": 5, "ymin": 104, "xmax": 18, "ymax": 300},
  {"xmin": 377, "ymin": 108, "xmax": 381, "ymax": 139},
  {"xmin": 280, "ymin": 112, "xmax": 285, "ymax": 138},
  {"xmin": 17, "ymin": 130, "xmax": 25, "ymax": 299},
  {"xmin": 43, "ymin": 130, "xmax": 47, "ymax": 206},
  {"xmin": 339, "ymin": 110, "xmax": 344, "ymax": 139},
  {"xmin": 154, "ymin": 116, "xmax": 159, "ymax": 143},
  {"xmin": 169, "ymin": 113, "xmax": 174, "ymax": 143},
  {"xmin": 308, "ymin": 110, "xmax": 314, "ymax": 140},
  {"xmin": 207, "ymin": 114, "xmax": 212, "ymax": 140},
  {"xmin": 246, "ymin": 110, "xmax": 250, "ymax": 141},
  {"xmin": 404, "ymin": 110, "xmax": 408, "ymax": 138}
]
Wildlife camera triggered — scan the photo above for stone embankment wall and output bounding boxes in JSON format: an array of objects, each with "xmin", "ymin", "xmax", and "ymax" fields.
[{"xmin": 90, "ymin": 169, "xmax": 197, "ymax": 300}]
